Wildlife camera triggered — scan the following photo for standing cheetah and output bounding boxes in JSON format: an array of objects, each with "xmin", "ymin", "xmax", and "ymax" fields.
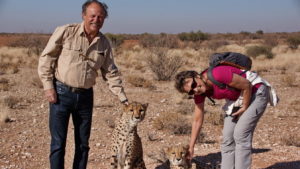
[{"xmin": 110, "ymin": 102, "xmax": 148, "ymax": 169}]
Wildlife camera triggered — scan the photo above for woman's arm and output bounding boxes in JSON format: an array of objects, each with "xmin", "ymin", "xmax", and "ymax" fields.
[
  {"xmin": 188, "ymin": 102, "xmax": 205, "ymax": 160},
  {"xmin": 228, "ymin": 73, "xmax": 252, "ymax": 117}
]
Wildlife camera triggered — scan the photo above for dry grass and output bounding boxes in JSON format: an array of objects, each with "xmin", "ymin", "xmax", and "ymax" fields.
[
  {"xmin": 1, "ymin": 96, "xmax": 20, "ymax": 109},
  {"xmin": 152, "ymin": 111, "xmax": 191, "ymax": 135},
  {"xmin": 0, "ymin": 108, "xmax": 10, "ymax": 123},
  {"xmin": 147, "ymin": 47, "xmax": 184, "ymax": 81},
  {"xmin": 31, "ymin": 76, "xmax": 43, "ymax": 88},
  {"xmin": 280, "ymin": 133, "xmax": 300, "ymax": 147},
  {"xmin": 281, "ymin": 73, "xmax": 298, "ymax": 87},
  {"xmin": 0, "ymin": 78, "xmax": 10, "ymax": 91},
  {"xmin": 126, "ymin": 75, "xmax": 155, "ymax": 89},
  {"xmin": 205, "ymin": 110, "xmax": 224, "ymax": 126}
]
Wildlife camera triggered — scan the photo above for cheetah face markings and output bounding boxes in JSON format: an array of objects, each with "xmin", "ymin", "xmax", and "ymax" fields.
[
  {"xmin": 123, "ymin": 102, "xmax": 148, "ymax": 126},
  {"xmin": 165, "ymin": 145, "xmax": 189, "ymax": 167}
]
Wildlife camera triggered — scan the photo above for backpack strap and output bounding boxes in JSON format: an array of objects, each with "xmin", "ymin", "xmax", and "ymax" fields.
[
  {"xmin": 207, "ymin": 66, "xmax": 248, "ymax": 89},
  {"xmin": 207, "ymin": 67, "xmax": 226, "ymax": 89}
]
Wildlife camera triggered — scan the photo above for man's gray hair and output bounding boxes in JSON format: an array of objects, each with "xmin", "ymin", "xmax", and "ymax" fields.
[{"xmin": 82, "ymin": 0, "xmax": 108, "ymax": 18}]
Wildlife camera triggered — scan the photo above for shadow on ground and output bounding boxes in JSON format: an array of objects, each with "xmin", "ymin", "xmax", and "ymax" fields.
[{"xmin": 263, "ymin": 161, "xmax": 300, "ymax": 169}]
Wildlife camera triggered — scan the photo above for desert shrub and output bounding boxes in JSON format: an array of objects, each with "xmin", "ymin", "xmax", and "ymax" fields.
[
  {"xmin": 105, "ymin": 33, "xmax": 125, "ymax": 48},
  {"xmin": 205, "ymin": 111, "xmax": 224, "ymax": 126},
  {"xmin": 147, "ymin": 48, "xmax": 183, "ymax": 81},
  {"xmin": 0, "ymin": 109, "xmax": 10, "ymax": 123},
  {"xmin": 140, "ymin": 33, "xmax": 179, "ymax": 48},
  {"xmin": 204, "ymin": 40, "xmax": 229, "ymax": 50},
  {"xmin": 196, "ymin": 131, "xmax": 217, "ymax": 144},
  {"xmin": 31, "ymin": 76, "xmax": 43, "ymax": 88},
  {"xmin": 246, "ymin": 45, "xmax": 274, "ymax": 59},
  {"xmin": 286, "ymin": 36, "xmax": 300, "ymax": 49},
  {"xmin": 2, "ymin": 96, "xmax": 20, "ymax": 109},
  {"xmin": 256, "ymin": 30, "xmax": 264, "ymax": 35},
  {"xmin": 152, "ymin": 112, "xmax": 191, "ymax": 135},
  {"xmin": 126, "ymin": 75, "xmax": 155, "ymax": 89},
  {"xmin": 8, "ymin": 34, "xmax": 49, "ymax": 56},
  {"xmin": 0, "ymin": 62, "xmax": 19, "ymax": 74},
  {"xmin": 281, "ymin": 73, "xmax": 297, "ymax": 87},
  {"xmin": 280, "ymin": 133, "xmax": 300, "ymax": 147},
  {"xmin": 0, "ymin": 78, "xmax": 9, "ymax": 91},
  {"xmin": 263, "ymin": 36, "xmax": 279, "ymax": 47},
  {"xmin": 178, "ymin": 31, "xmax": 209, "ymax": 42}
]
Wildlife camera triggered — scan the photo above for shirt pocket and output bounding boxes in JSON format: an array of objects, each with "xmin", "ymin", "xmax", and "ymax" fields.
[
  {"xmin": 61, "ymin": 42, "xmax": 82, "ymax": 63},
  {"xmin": 87, "ymin": 50, "xmax": 105, "ymax": 70}
]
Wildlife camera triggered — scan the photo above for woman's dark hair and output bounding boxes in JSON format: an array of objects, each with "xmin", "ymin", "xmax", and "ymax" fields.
[
  {"xmin": 174, "ymin": 71, "xmax": 199, "ymax": 93},
  {"xmin": 82, "ymin": 0, "xmax": 108, "ymax": 18}
]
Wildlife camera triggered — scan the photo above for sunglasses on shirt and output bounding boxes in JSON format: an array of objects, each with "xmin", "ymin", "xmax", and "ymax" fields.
[{"xmin": 188, "ymin": 77, "xmax": 198, "ymax": 95}]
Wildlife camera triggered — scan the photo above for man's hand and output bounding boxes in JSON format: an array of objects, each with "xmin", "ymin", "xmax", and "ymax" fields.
[{"xmin": 44, "ymin": 88, "xmax": 57, "ymax": 103}]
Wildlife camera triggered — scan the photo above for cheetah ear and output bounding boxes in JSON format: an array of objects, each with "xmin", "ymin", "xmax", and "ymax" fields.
[
  {"xmin": 142, "ymin": 103, "xmax": 149, "ymax": 110},
  {"xmin": 184, "ymin": 144, "xmax": 190, "ymax": 151},
  {"xmin": 164, "ymin": 146, "xmax": 171, "ymax": 154}
]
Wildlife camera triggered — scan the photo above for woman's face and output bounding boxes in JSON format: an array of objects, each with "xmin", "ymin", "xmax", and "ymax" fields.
[{"xmin": 183, "ymin": 77, "xmax": 207, "ymax": 95}]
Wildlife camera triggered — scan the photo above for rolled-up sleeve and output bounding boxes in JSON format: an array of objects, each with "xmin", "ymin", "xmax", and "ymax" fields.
[
  {"xmin": 38, "ymin": 26, "xmax": 65, "ymax": 90},
  {"xmin": 100, "ymin": 46, "xmax": 127, "ymax": 102}
]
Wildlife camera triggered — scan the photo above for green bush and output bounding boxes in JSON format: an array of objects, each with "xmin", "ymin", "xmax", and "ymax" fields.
[
  {"xmin": 287, "ymin": 36, "xmax": 300, "ymax": 49},
  {"xmin": 246, "ymin": 45, "xmax": 274, "ymax": 59},
  {"xmin": 256, "ymin": 30, "xmax": 264, "ymax": 35},
  {"xmin": 178, "ymin": 31, "xmax": 209, "ymax": 42},
  {"xmin": 105, "ymin": 33, "xmax": 125, "ymax": 48},
  {"xmin": 140, "ymin": 33, "xmax": 179, "ymax": 48}
]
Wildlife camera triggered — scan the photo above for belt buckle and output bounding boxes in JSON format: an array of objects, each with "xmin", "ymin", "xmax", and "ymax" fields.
[{"xmin": 70, "ymin": 87, "xmax": 80, "ymax": 93}]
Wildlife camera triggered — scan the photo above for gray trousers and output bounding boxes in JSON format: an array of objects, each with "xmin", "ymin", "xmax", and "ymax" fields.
[{"xmin": 221, "ymin": 85, "xmax": 269, "ymax": 169}]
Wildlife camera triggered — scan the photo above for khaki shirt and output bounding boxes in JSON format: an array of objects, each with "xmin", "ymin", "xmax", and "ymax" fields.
[{"xmin": 38, "ymin": 22, "xmax": 127, "ymax": 102}]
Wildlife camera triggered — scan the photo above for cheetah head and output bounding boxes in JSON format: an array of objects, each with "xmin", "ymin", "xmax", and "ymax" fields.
[
  {"xmin": 165, "ymin": 145, "xmax": 189, "ymax": 167},
  {"xmin": 123, "ymin": 102, "xmax": 148, "ymax": 125}
]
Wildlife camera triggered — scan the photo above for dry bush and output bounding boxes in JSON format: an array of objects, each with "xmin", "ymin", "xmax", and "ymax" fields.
[
  {"xmin": 246, "ymin": 45, "xmax": 274, "ymax": 59},
  {"xmin": 31, "ymin": 76, "xmax": 43, "ymax": 88},
  {"xmin": 147, "ymin": 48, "xmax": 183, "ymax": 81},
  {"xmin": 7, "ymin": 34, "xmax": 49, "ymax": 56},
  {"xmin": 126, "ymin": 75, "xmax": 155, "ymax": 89},
  {"xmin": 0, "ymin": 78, "xmax": 10, "ymax": 91},
  {"xmin": 205, "ymin": 111, "xmax": 224, "ymax": 126},
  {"xmin": 196, "ymin": 131, "xmax": 217, "ymax": 144},
  {"xmin": 0, "ymin": 62, "xmax": 19, "ymax": 74},
  {"xmin": 286, "ymin": 36, "xmax": 300, "ymax": 49},
  {"xmin": 203, "ymin": 40, "xmax": 229, "ymax": 50},
  {"xmin": 263, "ymin": 36, "xmax": 279, "ymax": 47},
  {"xmin": 152, "ymin": 112, "xmax": 191, "ymax": 135},
  {"xmin": 175, "ymin": 98, "xmax": 194, "ymax": 115},
  {"xmin": 1, "ymin": 96, "xmax": 20, "ymax": 109},
  {"xmin": 0, "ymin": 109, "xmax": 10, "ymax": 123},
  {"xmin": 280, "ymin": 133, "xmax": 300, "ymax": 147},
  {"xmin": 281, "ymin": 73, "xmax": 297, "ymax": 87}
]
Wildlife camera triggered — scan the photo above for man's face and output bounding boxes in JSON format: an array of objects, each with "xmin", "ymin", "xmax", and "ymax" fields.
[{"xmin": 82, "ymin": 3, "xmax": 105, "ymax": 35}]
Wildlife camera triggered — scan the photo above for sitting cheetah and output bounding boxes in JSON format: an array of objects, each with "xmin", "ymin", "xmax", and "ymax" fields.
[
  {"xmin": 110, "ymin": 102, "xmax": 148, "ymax": 169},
  {"xmin": 162, "ymin": 145, "xmax": 220, "ymax": 169},
  {"xmin": 164, "ymin": 145, "xmax": 196, "ymax": 169}
]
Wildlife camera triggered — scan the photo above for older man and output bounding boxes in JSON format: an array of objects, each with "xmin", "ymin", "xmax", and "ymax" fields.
[{"xmin": 38, "ymin": 1, "xmax": 128, "ymax": 168}]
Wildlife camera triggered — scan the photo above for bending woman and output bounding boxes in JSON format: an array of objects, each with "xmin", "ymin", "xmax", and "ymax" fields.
[{"xmin": 175, "ymin": 65, "xmax": 269, "ymax": 169}]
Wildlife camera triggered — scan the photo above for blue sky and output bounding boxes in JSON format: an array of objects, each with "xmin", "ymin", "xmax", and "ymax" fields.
[{"xmin": 0, "ymin": 0, "xmax": 299, "ymax": 34}]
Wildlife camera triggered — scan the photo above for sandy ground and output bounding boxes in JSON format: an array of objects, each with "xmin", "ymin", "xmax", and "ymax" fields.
[{"xmin": 0, "ymin": 48, "xmax": 299, "ymax": 169}]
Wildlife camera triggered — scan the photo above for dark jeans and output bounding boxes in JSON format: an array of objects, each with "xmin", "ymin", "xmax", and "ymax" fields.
[{"xmin": 49, "ymin": 81, "xmax": 93, "ymax": 169}]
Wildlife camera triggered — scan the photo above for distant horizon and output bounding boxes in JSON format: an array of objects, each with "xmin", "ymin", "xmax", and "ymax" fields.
[
  {"xmin": 1, "ymin": 0, "xmax": 300, "ymax": 34},
  {"xmin": 0, "ymin": 29, "xmax": 299, "ymax": 35}
]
